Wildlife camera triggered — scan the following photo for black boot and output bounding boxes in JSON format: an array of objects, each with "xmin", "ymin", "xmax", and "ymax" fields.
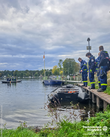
[
  {"xmin": 89, "ymin": 85, "xmax": 95, "ymax": 89},
  {"xmin": 97, "ymin": 88, "xmax": 105, "ymax": 92}
]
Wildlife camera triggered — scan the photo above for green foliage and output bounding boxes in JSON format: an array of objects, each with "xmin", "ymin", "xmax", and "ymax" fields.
[
  {"xmin": 0, "ymin": 128, "xmax": 39, "ymax": 137},
  {"xmin": 104, "ymin": 87, "xmax": 110, "ymax": 95},
  {"xmin": 52, "ymin": 65, "xmax": 59, "ymax": 75},
  {"xmin": 58, "ymin": 59, "xmax": 63, "ymax": 71},
  {"xmin": 63, "ymin": 58, "xmax": 79, "ymax": 75},
  {"xmin": 38, "ymin": 108, "xmax": 110, "ymax": 137}
]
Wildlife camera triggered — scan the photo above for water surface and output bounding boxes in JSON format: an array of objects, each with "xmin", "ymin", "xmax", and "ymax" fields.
[{"xmin": 0, "ymin": 79, "xmax": 99, "ymax": 129}]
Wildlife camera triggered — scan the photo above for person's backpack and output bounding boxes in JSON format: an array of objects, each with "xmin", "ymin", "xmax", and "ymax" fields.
[
  {"xmin": 99, "ymin": 51, "xmax": 110, "ymax": 69},
  {"xmin": 106, "ymin": 57, "xmax": 110, "ymax": 70}
]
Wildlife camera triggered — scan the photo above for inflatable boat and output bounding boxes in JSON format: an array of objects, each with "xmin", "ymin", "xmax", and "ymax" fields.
[{"xmin": 48, "ymin": 84, "xmax": 89, "ymax": 103}]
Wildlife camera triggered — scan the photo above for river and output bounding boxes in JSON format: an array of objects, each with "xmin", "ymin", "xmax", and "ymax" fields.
[{"xmin": 0, "ymin": 79, "xmax": 100, "ymax": 129}]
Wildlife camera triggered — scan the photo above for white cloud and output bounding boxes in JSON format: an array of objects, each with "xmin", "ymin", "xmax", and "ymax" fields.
[{"xmin": 0, "ymin": 0, "xmax": 110, "ymax": 70}]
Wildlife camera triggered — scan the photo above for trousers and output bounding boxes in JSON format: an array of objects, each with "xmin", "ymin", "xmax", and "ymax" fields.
[
  {"xmin": 99, "ymin": 66, "xmax": 108, "ymax": 90},
  {"xmin": 97, "ymin": 69, "xmax": 101, "ymax": 88},
  {"xmin": 89, "ymin": 70, "xmax": 95, "ymax": 88},
  {"xmin": 82, "ymin": 72, "xmax": 87, "ymax": 86}
]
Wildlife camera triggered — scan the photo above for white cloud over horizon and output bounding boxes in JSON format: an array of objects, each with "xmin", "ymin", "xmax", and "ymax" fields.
[{"xmin": 0, "ymin": 0, "xmax": 110, "ymax": 70}]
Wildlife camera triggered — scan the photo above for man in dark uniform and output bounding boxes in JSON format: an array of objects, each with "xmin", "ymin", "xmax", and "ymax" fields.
[
  {"xmin": 97, "ymin": 45, "xmax": 109, "ymax": 92},
  {"xmin": 95, "ymin": 53, "xmax": 101, "ymax": 88},
  {"xmin": 86, "ymin": 52, "xmax": 96, "ymax": 89},
  {"xmin": 78, "ymin": 57, "xmax": 88, "ymax": 87}
]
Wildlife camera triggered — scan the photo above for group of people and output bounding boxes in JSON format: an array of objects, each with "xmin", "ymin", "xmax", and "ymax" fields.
[{"xmin": 78, "ymin": 45, "xmax": 110, "ymax": 92}]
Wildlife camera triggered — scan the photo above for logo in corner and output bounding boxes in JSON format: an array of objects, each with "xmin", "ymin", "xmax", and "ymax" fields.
[{"xmin": 103, "ymin": 126, "xmax": 107, "ymax": 131}]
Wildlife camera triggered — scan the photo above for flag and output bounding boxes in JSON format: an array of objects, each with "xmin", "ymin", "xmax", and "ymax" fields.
[{"xmin": 43, "ymin": 52, "xmax": 45, "ymax": 61}]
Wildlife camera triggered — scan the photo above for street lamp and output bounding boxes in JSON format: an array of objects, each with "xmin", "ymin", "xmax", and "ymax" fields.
[{"xmin": 87, "ymin": 38, "xmax": 91, "ymax": 52}]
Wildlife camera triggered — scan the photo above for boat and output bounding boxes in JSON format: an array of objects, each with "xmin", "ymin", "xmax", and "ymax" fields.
[
  {"xmin": 43, "ymin": 79, "xmax": 64, "ymax": 85},
  {"xmin": 48, "ymin": 84, "xmax": 89, "ymax": 103},
  {"xmin": 2, "ymin": 80, "xmax": 21, "ymax": 83}
]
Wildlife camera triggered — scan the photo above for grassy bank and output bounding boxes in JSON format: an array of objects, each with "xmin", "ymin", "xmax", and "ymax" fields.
[{"xmin": 1, "ymin": 107, "xmax": 110, "ymax": 137}]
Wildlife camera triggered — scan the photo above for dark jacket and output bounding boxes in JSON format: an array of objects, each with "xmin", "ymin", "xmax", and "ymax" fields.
[
  {"xmin": 80, "ymin": 60, "xmax": 87, "ymax": 73},
  {"xmin": 99, "ymin": 51, "xmax": 109, "ymax": 67},
  {"xmin": 88, "ymin": 55, "xmax": 95, "ymax": 71}
]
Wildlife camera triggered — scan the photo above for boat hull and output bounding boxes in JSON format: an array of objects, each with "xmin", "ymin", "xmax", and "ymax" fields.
[
  {"xmin": 48, "ymin": 84, "xmax": 89, "ymax": 104},
  {"xmin": 2, "ymin": 80, "xmax": 21, "ymax": 83},
  {"xmin": 43, "ymin": 80, "xmax": 64, "ymax": 85}
]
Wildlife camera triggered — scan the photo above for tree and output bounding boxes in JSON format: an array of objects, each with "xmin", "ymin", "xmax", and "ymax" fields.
[
  {"xmin": 34, "ymin": 72, "xmax": 38, "ymax": 76},
  {"xmin": 58, "ymin": 59, "xmax": 63, "ymax": 70},
  {"xmin": 59, "ymin": 71, "xmax": 63, "ymax": 75},
  {"xmin": 52, "ymin": 65, "xmax": 59, "ymax": 75},
  {"xmin": 13, "ymin": 70, "xmax": 18, "ymax": 77},
  {"xmin": 63, "ymin": 58, "xmax": 77, "ymax": 75}
]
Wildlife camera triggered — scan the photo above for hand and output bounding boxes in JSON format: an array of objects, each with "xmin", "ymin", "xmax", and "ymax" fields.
[{"xmin": 80, "ymin": 70, "xmax": 83, "ymax": 72}]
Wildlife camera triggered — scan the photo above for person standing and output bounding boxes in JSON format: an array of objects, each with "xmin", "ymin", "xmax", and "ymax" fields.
[
  {"xmin": 78, "ymin": 58, "xmax": 88, "ymax": 87},
  {"xmin": 86, "ymin": 52, "xmax": 96, "ymax": 89},
  {"xmin": 97, "ymin": 45, "xmax": 109, "ymax": 92},
  {"xmin": 95, "ymin": 52, "xmax": 101, "ymax": 88}
]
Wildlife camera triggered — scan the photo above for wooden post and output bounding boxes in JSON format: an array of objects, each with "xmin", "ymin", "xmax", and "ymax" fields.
[
  {"xmin": 88, "ymin": 91, "xmax": 92, "ymax": 99},
  {"xmin": 96, "ymin": 97, "xmax": 103, "ymax": 109},
  {"xmin": 103, "ymin": 101, "xmax": 108, "ymax": 110},
  {"xmin": 92, "ymin": 94, "xmax": 96, "ymax": 103}
]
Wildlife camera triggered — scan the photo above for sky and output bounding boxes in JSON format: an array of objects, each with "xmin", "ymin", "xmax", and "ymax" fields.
[{"xmin": 0, "ymin": 0, "xmax": 110, "ymax": 70}]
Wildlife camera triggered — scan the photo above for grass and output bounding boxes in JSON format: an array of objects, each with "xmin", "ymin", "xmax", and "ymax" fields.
[{"xmin": 0, "ymin": 128, "xmax": 39, "ymax": 137}]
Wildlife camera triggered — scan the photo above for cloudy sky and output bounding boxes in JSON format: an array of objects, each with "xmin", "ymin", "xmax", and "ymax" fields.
[{"xmin": 0, "ymin": 0, "xmax": 110, "ymax": 70}]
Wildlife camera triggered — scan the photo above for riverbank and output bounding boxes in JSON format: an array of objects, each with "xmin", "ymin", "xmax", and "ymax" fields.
[{"xmin": 1, "ymin": 107, "xmax": 110, "ymax": 137}]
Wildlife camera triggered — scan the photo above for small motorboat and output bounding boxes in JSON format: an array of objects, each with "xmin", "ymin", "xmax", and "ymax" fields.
[
  {"xmin": 2, "ymin": 77, "xmax": 22, "ymax": 84},
  {"xmin": 43, "ymin": 79, "xmax": 64, "ymax": 85},
  {"xmin": 2, "ymin": 80, "xmax": 21, "ymax": 83},
  {"xmin": 48, "ymin": 84, "xmax": 89, "ymax": 103}
]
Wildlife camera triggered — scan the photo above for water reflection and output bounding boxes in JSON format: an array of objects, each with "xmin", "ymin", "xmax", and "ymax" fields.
[{"xmin": 47, "ymin": 99, "xmax": 101, "ymax": 124}]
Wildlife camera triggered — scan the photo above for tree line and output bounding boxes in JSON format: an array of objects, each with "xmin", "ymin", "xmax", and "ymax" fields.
[
  {"xmin": 0, "ymin": 58, "xmax": 80, "ymax": 78},
  {"xmin": 0, "ymin": 69, "xmax": 52, "ymax": 78}
]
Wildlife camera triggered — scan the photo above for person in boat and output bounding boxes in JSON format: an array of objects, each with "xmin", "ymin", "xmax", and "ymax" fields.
[
  {"xmin": 12, "ymin": 77, "xmax": 16, "ymax": 81},
  {"xmin": 86, "ymin": 52, "xmax": 96, "ymax": 89},
  {"xmin": 7, "ymin": 77, "xmax": 9, "ymax": 81},
  {"xmin": 78, "ymin": 57, "xmax": 88, "ymax": 87},
  {"xmin": 7, "ymin": 77, "xmax": 11, "ymax": 81},
  {"xmin": 97, "ymin": 45, "xmax": 109, "ymax": 92}
]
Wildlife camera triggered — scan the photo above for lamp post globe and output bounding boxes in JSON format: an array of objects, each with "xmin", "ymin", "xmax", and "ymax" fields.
[{"xmin": 87, "ymin": 38, "xmax": 90, "ymax": 42}]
